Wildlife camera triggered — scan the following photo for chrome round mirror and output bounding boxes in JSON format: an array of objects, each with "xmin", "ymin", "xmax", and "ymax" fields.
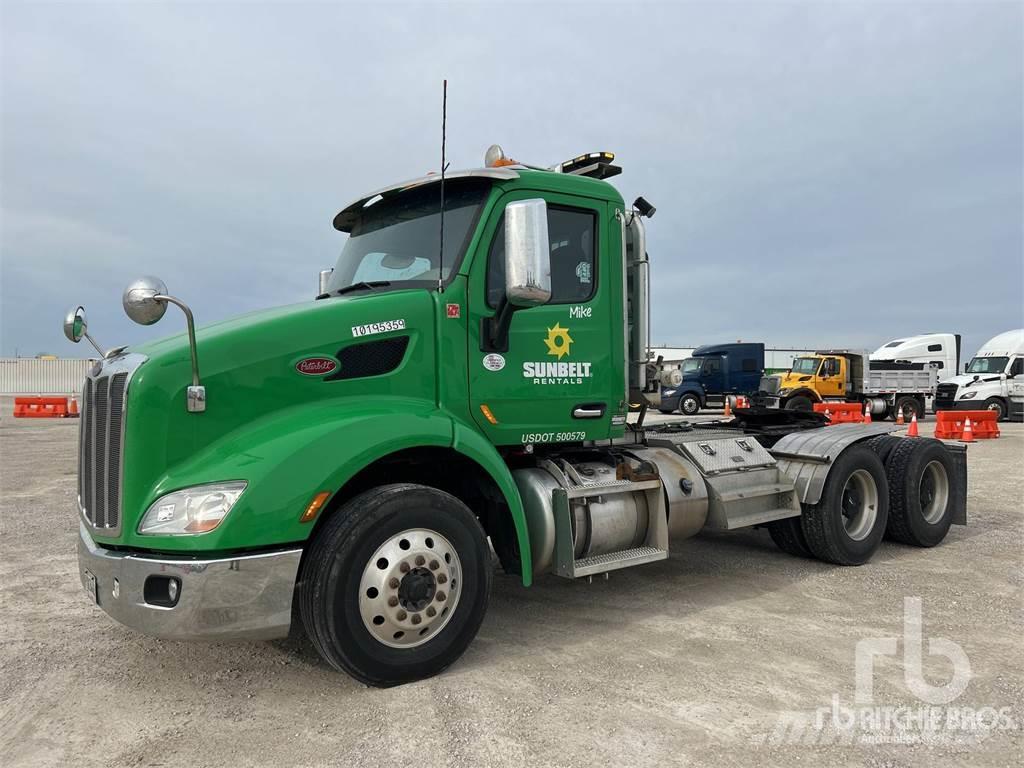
[
  {"xmin": 63, "ymin": 306, "xmax": 87, "ymax": 343},
  {"xmin": 123, "ymin": 276, "xmax": 169, "ymax": 325}
]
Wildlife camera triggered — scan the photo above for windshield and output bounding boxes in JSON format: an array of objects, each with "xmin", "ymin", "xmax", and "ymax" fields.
[
  {"xmin": 326, "ymin": 179, "xmax": 491, "ymax": 294},
  {"xmin": 966, "ymin": 356, "xmax": 1008, "ymax": 374},
  {"xmin": 681, "ymin": 359, "xmax": 702, "ymax": 374},
  {"xmin": 791, "ymin": 357, "xmax": 821, "ymax": 375}
]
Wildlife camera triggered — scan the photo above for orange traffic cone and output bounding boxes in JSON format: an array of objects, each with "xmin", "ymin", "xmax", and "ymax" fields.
[
  {"xmin": 68, "ymin": 395, "xmax": 79, "ymax": 417},
  {"xmin": 723, "ymin": 399, "xmax": 732, "ymax": 417},
  {"xmin": 863, "ymin": 403, "xmax": 872, "ymax": 424},
  {"xmin": 907, "ymin": 412, "xmax": 919, "ymax": 437},
  {"xmin": 960, "ymin": 417, "xmax": 975, "ymax": 443},
  {"xmin": 896, "ymin": 407, "xmax": 905, "ymax": 426}
]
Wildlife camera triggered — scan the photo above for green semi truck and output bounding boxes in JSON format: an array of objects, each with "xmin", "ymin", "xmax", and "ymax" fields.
[{"xmin": 64, "ymin": 147, "xmax": 967, "ymax": 687}]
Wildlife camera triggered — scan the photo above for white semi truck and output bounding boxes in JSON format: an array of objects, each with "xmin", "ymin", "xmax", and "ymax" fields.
[{"xmin": 932, "ymin": 329, "xmax": 1024, "ymax": 421}]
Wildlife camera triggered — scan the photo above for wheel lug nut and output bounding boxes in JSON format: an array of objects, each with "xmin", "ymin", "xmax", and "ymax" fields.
[
  {"xmin": 388, "ymin": 577, "xmax": 400, "ymax": 589},
  {"xmin": 388, "ymin": 596, "xmax": 399, "ymax": 607},
  {"xmin": 436, "ymin": 591, "xmax": 447, "ymax": 602},
  {"xmin": 429, "ymin": 560, "xmax": 439, "ymax": 571},
  {"xmin": 415, "ymin": 555, "xmax": 425, "ymax": 566},
  {"xmin": 399, "ymin": 562, "xmax": 410, "ymax": 573},
  {"xmin": 411, "ymin": 614, "xmax": 422, "ymax": 625},
  {"xmin": 397, "ymin": 610, "xmax": 407, "ymax": 621},
  {"xmin": 426, "ymin": 606, "xmax": 436, "ymax": 617},
  {"xmin": 437, "ymin": 574, "xmax": 447, "ymax": 584}
]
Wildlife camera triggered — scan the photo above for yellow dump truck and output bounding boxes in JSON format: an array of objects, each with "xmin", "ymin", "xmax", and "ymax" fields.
[{"xmin": 756, "ymin": 350, "xmax": 937, "ymax": 421}]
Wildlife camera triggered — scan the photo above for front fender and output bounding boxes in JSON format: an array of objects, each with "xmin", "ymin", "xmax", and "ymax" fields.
[{"xmin": 118, "ymin": 397, "xmax": 533, "ymax": 583}]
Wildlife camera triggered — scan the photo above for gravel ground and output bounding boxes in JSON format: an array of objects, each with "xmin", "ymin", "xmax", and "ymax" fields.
[{"xmin": 1, "ymin": 402, "xmax": 1021, "ymax": 767}]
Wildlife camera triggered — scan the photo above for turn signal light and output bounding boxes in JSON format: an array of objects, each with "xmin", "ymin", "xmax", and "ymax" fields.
[
  {"xmin": 300, "ymin": 491, "xmax": 332, "ymax": 523},
  {"xmin": 479, "ymin": 404, "xmax": 499, "ymax": 425}
]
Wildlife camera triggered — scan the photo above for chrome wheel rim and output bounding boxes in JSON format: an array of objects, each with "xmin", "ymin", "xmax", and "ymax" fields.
[
  {"xmin": 841, "ymin": 469, "xmax": 879, "ymax": 541},
  {"xmin": 919, "ymin": 460, "xmax": 950, "ymax": 524},
  {"xmin": 682, "ymin": 397, "xmax": 699, "ymax": 415},
  {"xmin": 358, "ymin": 528, "xmax": 461, "ymax": 648}
]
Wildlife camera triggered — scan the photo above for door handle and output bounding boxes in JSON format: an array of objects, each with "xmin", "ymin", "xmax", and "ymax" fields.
[{"xmin": 572, "ymin": 403, "xmax": 606, "ymax": 419}]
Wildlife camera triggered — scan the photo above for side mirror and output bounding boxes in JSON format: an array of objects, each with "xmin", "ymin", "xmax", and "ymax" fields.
[
  {"xmin": 123, "ymin": 276, "xmax": 169, "ymax": 325},
  {"xmin": 504, "ymin": 199, "xmax": 551, "ymax": 307},
  {"xmin": 63, "ymin": 306, "xmax": 87, "ymax": 343},
  {"xmin": 122, "ymin": 275, "xmax": 205, "ymax": 413},
  {"xmin": 63, "ymin": 305, "xmax": 106, "ymax": 357}
]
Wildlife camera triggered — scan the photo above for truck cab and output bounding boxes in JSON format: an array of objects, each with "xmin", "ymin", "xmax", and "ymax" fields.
[
  {"xmin": 659, "ymin": 342, "xmax": 764, "ymax": 415},
  {"xmin": 932, "ymin": 329, "xmax": 1024, "ymax": 421}
]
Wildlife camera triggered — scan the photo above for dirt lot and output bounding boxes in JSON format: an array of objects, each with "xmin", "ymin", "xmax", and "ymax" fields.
[{"xmin": 1, "ymin": 404, "xmax": 1021, "ymax": 767}]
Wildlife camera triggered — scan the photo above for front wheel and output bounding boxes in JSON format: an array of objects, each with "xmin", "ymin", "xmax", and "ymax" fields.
[
  {"xmin": 784, "ymin": 395, "xmax": 814, "ymax": 412},
  {"xmin": 982, "ymin": 397, "xmax": 1006, "ymax": 422},
  {"xmin": 299, "ymin": 484, "xmax": 492, "ymax": 687},
  {"xmin": 679, "ymin": 393, "xmax": 701, "ymax": 416}
]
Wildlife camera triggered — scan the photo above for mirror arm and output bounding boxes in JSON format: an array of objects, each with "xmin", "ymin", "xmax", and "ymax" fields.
[
  {"xmin": 155, "ymin": 294, "xmax": 200, "ymax": 387},
  {"xmin": 81, "ymin": 331, "xmax": 106, "ymax": 358}
]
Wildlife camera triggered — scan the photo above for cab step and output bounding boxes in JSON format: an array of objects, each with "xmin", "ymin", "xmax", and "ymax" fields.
[{"xmin": 570, "ymin": 546, "xmax": 668, "ymax": 578}]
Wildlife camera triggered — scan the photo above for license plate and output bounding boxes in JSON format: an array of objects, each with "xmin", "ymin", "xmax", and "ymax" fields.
[{"xmin": 83, "ymin": 570, "xmax": 99, "ymax": 605}]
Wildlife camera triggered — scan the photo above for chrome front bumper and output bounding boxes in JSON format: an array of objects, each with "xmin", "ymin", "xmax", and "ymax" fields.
[{"xmin": 77, "ymin": 523, "xmax": 302, "ymax": 641}]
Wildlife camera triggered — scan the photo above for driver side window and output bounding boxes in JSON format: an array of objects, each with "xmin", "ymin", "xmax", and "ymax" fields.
[
  {"xmin": 1010, "ymin": 358, "xmax": 1023, "ymax": 377},
  {"xmin": 486, "ymin": 205, "xmax": 597, "ymax": 308}
]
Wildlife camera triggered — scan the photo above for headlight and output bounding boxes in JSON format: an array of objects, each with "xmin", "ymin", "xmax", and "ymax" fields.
[
  {"xmin": 138, "ymin": 481, "xmax": 247, "ymax": 535},
  {"xmin": 959, "ymin": 391, "xmax": 976, "ymax": 400},
  {"xmin": 778, "ymin": 388, "xmax": 792, "ymax": 396},
  {"xmin": 663, "ymin": 389, "xmax": 677, "ymax": 397}
]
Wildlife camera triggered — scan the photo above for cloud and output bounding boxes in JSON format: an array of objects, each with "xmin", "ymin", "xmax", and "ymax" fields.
[{"xmin": 1, "ymin": 1, "xmax": 1021, "ymax": 360}]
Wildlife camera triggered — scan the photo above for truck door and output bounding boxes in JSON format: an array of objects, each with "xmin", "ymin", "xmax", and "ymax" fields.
[
  {"xmin": 467, "ymin": 191, "xmax": 617, "ymax": 446},
  {"xmin": 703, "ymin": 356, "xmax": 724, "ymax": 394},
  {"xmin": 817, "ymin": 356, "xmax": 845, "ymax": 398}
]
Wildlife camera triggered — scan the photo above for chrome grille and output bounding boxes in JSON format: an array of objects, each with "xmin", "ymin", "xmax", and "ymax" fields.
[{"xmin": 78, "ymin": 354, "xmax": 145, "ymax": 534}]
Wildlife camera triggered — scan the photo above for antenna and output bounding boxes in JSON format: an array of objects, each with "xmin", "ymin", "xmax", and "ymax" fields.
[{"xmin": 437, "ymin": 79, "xmax": 448, "ymax": 293}]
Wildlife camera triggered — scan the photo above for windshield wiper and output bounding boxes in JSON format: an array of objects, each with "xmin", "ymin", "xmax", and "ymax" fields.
[{"xmin": 318, "ymin": 280, "xmax": 392, "ymax": 299}]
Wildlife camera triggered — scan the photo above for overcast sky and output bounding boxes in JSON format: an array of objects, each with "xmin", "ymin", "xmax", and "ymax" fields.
[{"xmin": 2, "ymin": 1, "xmax": 1021, "ymax": 362}]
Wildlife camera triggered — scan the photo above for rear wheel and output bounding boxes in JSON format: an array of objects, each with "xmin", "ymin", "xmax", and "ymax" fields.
[
  {"xmin": 895, "ymin": 396, "xmax": 923, "ymax": 422},
  {"xmin": 864, "ymin": 434, "xmax": 901, "ymax": 464},
  {"xmin": 800, "ymin": 446, "xmax": 888, "ymax": 565},
  {"xmin": 784, "ymin": 395, "xmax": 814, "ymax": 412},
  {"xmin": 884, "ymin": 438, "xmax": 955, "ymax": 547},
  {"xmin": 299, "ymin": 484, "xmax": 491, "ymax": 687},
  {"xmin": 679, "ymin": 393, "xmax": 701, "ymax": 416},
  {"xmin": 768, "ymin": 516, "xmax": 813, "ymax": 558}
]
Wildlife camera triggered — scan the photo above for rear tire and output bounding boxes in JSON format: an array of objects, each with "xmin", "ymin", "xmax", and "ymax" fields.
[
  {"xmin": 864, "ymin": 434, "xmax": 901, "ymax": 464},
  {"xmin": 784, "ymin": 395, "xmax": 814, "ymax": 412},
  {"xmin": 800, "ymin": 446, "xmax": 888, "ymax": 565},
  {"xmin": 883, "ymin": 438, "xmax": 955, "ymax": 547},
  {"xmin": 299, "ymin": 484, "xmax": 491, "ymax": 687},
  {"xmin": 894, "ymin": 396, "xmax": 923, "ymax": 422},
  {"xmin": 768, "ymin": 516, "xmax": 813, "ymax": 558}
]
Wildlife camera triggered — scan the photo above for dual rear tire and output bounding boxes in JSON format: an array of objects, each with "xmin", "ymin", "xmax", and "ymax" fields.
[{"xmin": 770, "ymin": 437, "xmax": 956, "ymax": 563}]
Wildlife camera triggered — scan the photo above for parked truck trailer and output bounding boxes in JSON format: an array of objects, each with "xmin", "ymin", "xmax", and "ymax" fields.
[{"xmin": 64, "ymin": 146, "xmax": 968, "ymax": 687}]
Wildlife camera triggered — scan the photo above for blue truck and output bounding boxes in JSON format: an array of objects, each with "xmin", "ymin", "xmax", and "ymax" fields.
[{"xmin": 658, "ymin": 342, "xmax": 765, "ymax": 415}]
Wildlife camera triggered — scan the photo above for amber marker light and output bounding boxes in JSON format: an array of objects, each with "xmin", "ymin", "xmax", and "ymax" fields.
[
  {"xmin": 479, "ymin": 404, "xmax": 499, "ymax": 425},
  {"xmin": 300, "ymin": 491, "xmax": 331, "ymax": 523}
]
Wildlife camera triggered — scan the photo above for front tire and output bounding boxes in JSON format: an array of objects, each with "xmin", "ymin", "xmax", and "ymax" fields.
[
  {"xmin": 982, "ymin": 397, "xmax": 1006, "ymax": 422},
  {"xmin": 784, "ymin": 395, "xmax": 814, "ymax": 412},
  {"xmin": 299, "ymin": 484, "xmax": 492, "ymax": 687},
  {"xmin": 680, "ymin": 393, "xmax": 701, "ymax": 416},
  {"xmin": 800, "ymin": 446, "xmax": 889, "ymax": 565}
]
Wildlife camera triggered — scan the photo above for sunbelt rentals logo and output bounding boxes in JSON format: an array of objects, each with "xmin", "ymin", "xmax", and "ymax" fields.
[{"xmin": 523, "ymin": 323, "xmax": 593, "ymax": 384}]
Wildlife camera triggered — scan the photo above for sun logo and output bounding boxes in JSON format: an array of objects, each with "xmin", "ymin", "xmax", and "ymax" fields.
[{"xmin": 544, "ymin": 323, "xmax": 574, "ymax": 360}]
